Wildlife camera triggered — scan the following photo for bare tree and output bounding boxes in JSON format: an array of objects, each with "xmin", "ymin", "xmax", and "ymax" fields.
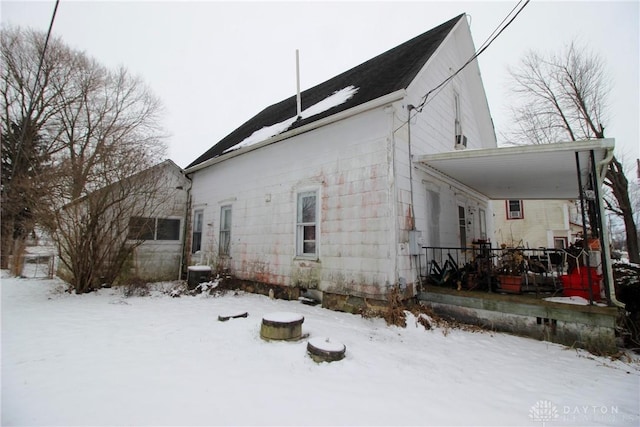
[
  {"xmin": 1, "ymin": 27, "xmax": 73, "ymax": 270},
  {"xmin": 1, "ymin": 27, "xmax": 168, "ymax": 290},
  {"xmin": 506, "ymin": 41, "xmax": 639, "ymax": 263},
  {"xmin": 51, "ymin": 163, "xmax": 178, "ymax": 293}
]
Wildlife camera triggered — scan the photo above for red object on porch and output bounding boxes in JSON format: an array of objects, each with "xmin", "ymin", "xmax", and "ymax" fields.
[{"xmin": 561, "ymin": 266, "xmax": 602, "ymax": 301}]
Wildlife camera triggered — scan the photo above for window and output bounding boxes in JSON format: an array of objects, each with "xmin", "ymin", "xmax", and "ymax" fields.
[
  {"xmin": 554, "ymin": 237, "xmax": 567, "ymax": 249},
  {"xmin": 506, "ymin": 200, "xmax": 524, "ymax": 219},
  {"xmin": 426, "ymin": 189, "xmax": 441, "ymax": 247},
  {"xmin": 479, "ymin": 208, "xmax": 487, "ymax": 240},
  {"xmin": 297, "ymin": 191, "xmax": 317, "ymax": 257},
  {"xmin": 157, "ymin": 218, "xmax": 180, "ymax": 240},
  {"xmin": 128, "ymin": 217, "xmax": 154, "ymax": 240},
  {"xmin": 454, "ymin": 91, "xmax": 462, "ymax": 135},
  {"xmin": 128, "ymin": 217, "xmax": 180, "ymax": 241},
  {"xmin": 219, "ymin": 206, "xmax": 232, "ymax": 256},
  {"xmin": 192, "ymin": 210, "xmax": 203, "ymax": 253},
  {"xmin": 458, "ymin": 206, "xmax": 467, "ymax": 248}
]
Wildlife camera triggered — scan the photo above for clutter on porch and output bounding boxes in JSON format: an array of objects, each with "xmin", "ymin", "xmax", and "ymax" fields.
[{"xmin": 421, "ymin": 238, "xmax": 603, "ymax": 304}]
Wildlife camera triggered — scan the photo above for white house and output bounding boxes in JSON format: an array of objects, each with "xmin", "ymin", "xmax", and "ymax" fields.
[
  {"xmin": 493, "ymin": 199, "xmax": 583, "ymax": 249},
  {"xmin": 184, "ymin": 14, "xmax": 497, "ymax": 309},
  {"xmin": 181, "ymin": 14, "xmax": 622, "ymax": 352}
]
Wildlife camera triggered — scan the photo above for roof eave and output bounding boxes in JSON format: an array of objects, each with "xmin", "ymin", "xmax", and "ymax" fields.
[
  {"xmin": 185, "ymin": 89, "xmax": 407, "ymax": 173},
  {"xmin": 413, "ymin": 139, "xmax": 615, "ymax": 200}
]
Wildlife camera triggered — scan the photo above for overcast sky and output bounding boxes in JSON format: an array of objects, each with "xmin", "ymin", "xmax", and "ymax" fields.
[{"xmin": 2, "ymin": 1, "xmax": 638, "ymax": 170}]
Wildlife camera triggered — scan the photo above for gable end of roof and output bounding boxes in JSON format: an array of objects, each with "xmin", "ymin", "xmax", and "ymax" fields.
[{"xmin": 187, "ymin": 13, "xmax": 464, "ymax": 169}]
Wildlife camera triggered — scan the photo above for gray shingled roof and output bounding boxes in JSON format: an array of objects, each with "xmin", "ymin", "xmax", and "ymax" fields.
[{"xmin": 187, "ymin": 14, "xmax": 464, "ymax": 169}]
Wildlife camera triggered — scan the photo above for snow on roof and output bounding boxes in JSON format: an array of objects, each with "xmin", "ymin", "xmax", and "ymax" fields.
[
  {"xmin": 187, "ymin": 15, "xmax": 463, "ymax": 169},
  {"xmin": 223, "ymin": 86, "xmax": 359, "ymax": 154}
]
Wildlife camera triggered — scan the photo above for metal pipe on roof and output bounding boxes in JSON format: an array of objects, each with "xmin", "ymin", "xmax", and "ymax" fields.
[{"xmin": 296, "ymin": 49, "xmax": 302, "ymax": 118}]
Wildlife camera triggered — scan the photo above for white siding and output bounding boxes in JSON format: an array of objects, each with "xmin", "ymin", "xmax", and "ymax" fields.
[
  {"xmin": 132, "ymin": 163, "xmax": 190, "ymax": 281},
  {"xmin": 190, "ymin": 108, "xmax": 397, "ymax": 298},
  {"xmin": 492, "ymin": 200, "xmax": 580, "ymax": 248},
  {"xmin": 391, "ymin": 18, "xmax": 496, "ymax": 284},
  {"xmin": 404, "ymin": 18, "xmax": 496, "ymax": 156}
]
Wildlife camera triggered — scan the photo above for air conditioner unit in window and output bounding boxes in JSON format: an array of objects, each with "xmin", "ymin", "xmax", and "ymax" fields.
[
  {"xmin": 510, "ymin": 211, "xmax": 522, "ymax": 219},
  {"xmin": 454, "ymin": 134, "xmax": 467, "ymax": 150}
]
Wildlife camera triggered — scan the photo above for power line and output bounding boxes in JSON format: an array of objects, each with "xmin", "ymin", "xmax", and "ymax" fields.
[
  {"xmin": 411, "ymin": 0, "xmax": 530, "ymax": 116},
  {"xmin": 10, "ymin": 0, "xmax": 61, "ymax": 182},
  {"xmin": 475, "ymin": 0, "xmax": 527, "ymax": 60}
]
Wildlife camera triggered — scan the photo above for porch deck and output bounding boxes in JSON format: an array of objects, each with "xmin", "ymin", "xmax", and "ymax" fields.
[{"xmin": 417, "ymin": 285, "xmax": 619, "ymax": 353}]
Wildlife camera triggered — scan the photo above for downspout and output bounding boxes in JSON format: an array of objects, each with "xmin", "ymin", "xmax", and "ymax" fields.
[
  {"xmin": 407, "ymin": 105, "xmax": 416, "ymax": 230},
  {"xmin": 386, "ymin": 105, "xmax": 399, "ymax": 293},
  {"xmin": 594, "ymin": 148, "xmax": 625, "ymax": 308},
  {"xmin": 407, "ymin": 105, "xmax": 418, "ymax": 291},
  {"xmin": 178, "ymin": 174, "xmax": 193, "ymax": 280}
]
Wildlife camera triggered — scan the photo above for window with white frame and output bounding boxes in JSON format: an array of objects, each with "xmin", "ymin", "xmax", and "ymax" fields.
[
  {"xmin": 454, "ymin": 91, "xmax": 462, "ymax": 135},
  {"xmin": 458, "ymin": 205, "xmax": 467, "ymax": 248},
  {"xmin": 426, "ymin": 189, "xmax": 441, "ymax": 247},
  {"xmin": 506, "ymin": 200, "xmax": 524, "ymax": 219},
  {"xmin": 296, "ymin": 191, "xmax": 318, "ymax": 257},
  {"xmin": 479, "ymin": 208, "xmax": 487, "ymax": 240},
  {"xmin": 219, "ymin": 205, "xmax": 232, "ymax": 256},
  {"xmin": 554, "ymin": 237, "xmax": 567, "ymax": 249},
  {"xmin": 192, "ymin": 210, "xmax": 203, "ymax": 253}
]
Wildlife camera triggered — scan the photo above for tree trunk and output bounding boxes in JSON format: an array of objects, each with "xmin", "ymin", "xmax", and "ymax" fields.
[
  {"xmin": 621, "ymin": 207, "xmax": 640, "ymax": 264},
  {"xmin": 606, "ymin": 157, "xmax": 640, "ymax": 264},
  {"xmin": 10, "ymin": 237, "xmax": 26, "ymax": 276},
  {"xmin": 0, "ymin": 219, "xmax": 13, "ymax": 269}
]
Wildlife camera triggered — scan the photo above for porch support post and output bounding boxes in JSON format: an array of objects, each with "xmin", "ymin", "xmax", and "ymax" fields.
[{"xmin": 575, "ymin": 152, "xmax": 594, "ymax": 304}]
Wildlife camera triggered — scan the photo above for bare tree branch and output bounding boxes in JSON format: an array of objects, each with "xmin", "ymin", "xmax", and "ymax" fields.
[
  {"xmin": 505, "ymin": 40, "xmax": 639, "ymax": 263},
  {"xmin": 2, "ymin": 26, "xmax": 169, "ymax": 289}
]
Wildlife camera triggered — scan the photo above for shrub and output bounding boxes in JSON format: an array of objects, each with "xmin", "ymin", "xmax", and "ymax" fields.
[{"xmin": 122, "ymin": 277, "xmax": 149, "ymax": 297}]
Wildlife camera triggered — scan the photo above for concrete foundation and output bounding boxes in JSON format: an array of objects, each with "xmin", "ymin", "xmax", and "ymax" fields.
[{"xmin": 419, "ymin": 286, "xmax": 620, "ymax": 354}]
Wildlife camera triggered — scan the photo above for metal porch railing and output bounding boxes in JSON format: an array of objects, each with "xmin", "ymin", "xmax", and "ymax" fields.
[{"xmin": 419, "ymin": 245, "xmax": 604, "ymax": 303}]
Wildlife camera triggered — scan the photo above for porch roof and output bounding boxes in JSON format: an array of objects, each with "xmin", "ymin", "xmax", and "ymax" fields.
[{"xmin": 413, "ymin": 139, "xmax": 615, "ymax": 200}]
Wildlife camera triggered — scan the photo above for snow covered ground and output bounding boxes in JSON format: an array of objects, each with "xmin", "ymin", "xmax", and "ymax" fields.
[{"xmin": 2, "ymin": 273, "xmax": 639, "ymax": 426}]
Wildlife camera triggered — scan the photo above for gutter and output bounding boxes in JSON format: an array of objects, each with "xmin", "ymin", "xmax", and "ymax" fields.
[
  {"xmin": 185, "ymin": 89, "xmax": 407, "ymax": 174},
  {"xmin": 414, "ymin": 138, "xmax": 616, "ymax": 164},
  {"xmin": 597, "ymin": 145, "xmax": 614, "ymax": 186}
]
